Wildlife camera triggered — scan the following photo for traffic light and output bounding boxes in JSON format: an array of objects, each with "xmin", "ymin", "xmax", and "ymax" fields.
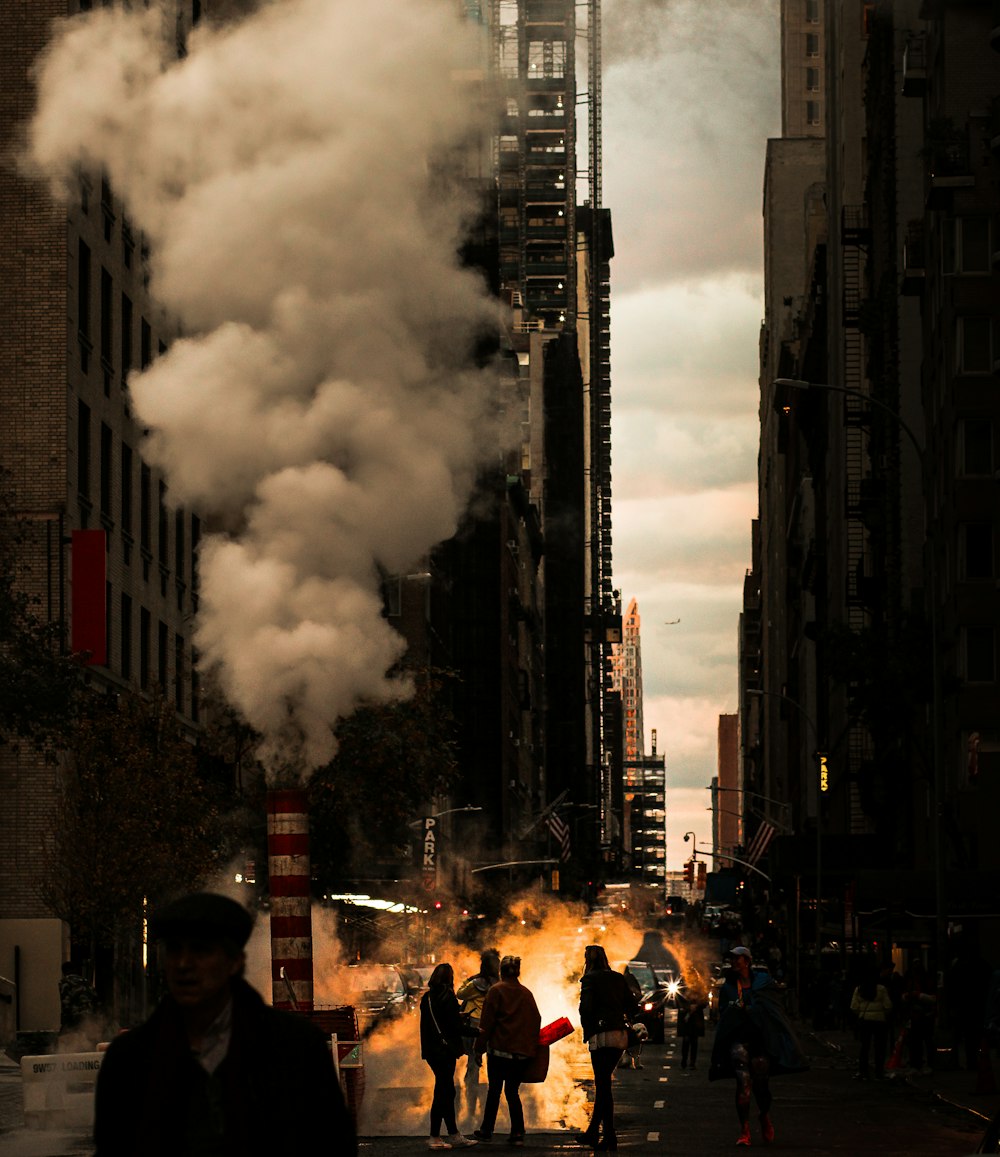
[{"xmin": 683, "ymin": 859, "xmax": 694, "ymax": 886}]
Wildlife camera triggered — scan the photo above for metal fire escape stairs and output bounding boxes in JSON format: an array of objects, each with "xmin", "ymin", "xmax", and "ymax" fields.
[{"xmin": 841, "ymin": 204, "xmax": 875, "ymax": 836}]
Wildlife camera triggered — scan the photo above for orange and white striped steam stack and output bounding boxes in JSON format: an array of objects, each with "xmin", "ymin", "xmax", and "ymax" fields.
[{"xmin": 266, "ymin": 788, "xmax": 314, "ymax": 1012}]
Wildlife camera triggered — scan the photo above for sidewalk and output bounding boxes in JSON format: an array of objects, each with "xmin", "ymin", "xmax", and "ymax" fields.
[{"xmin": 810, "ymin": 1021, "xmax": 1000, "ymax": 1129}]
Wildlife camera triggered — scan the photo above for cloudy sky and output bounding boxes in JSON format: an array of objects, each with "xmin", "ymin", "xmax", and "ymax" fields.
[{"xmin": 601, "ymin": 0, "xmax": 780, "ymax": 868}]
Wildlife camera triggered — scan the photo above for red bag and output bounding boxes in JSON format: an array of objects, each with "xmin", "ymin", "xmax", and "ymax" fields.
[{"xmin": 539, "ymin": 1017, "xmax": 574, "ymax": 1047}]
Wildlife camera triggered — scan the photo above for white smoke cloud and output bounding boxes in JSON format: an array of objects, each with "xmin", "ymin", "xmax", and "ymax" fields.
[{"xmin": 28, "ymin": 0, "xmax": 503, "ymax": 773}]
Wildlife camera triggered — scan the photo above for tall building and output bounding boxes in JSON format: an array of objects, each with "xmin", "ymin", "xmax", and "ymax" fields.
[
  {"xmin": 611, "ymin": 597, "xmax": 644, "ymax": 762},
  {"xmin": 623, "ymin": 729, "xmax": 666, "ymax": 886},
  {"xmin": 748, "ymin": 0, "xmax": 1000, "ymax": 974},
  {"xmin": 0, "ymin": 0, "xmax": 206, "ymax": 1030}
]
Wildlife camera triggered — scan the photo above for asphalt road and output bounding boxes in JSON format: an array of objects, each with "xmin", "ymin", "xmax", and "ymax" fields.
[{"xmin": 0, "ymin": 1024, "xmax": 994, "ymax": 1155}]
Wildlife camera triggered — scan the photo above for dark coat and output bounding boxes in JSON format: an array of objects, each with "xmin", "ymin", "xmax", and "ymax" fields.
[
  {"xmin": 419, "ymin": 985, "xmax": 465, "ymax": 1061},
  {"xmin": 579, "ymin": 969, "xmax": 640, "ymax": 1042},
  {"xmin": 708, "ymin": 970, "xmax": 808, "ymax": 1081},
  {"xmin": 93, "ymin": 977, "xmax": 356, "ymax": 1157},
  {"xmin": 475, "ymin": 978, "xmax": 541, "ymax": 1058}
]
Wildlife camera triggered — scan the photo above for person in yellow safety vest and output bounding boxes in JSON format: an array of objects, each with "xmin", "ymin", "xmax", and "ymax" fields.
[{"xmin": 457, "ymin": 949, "xmax": 501, "ymax": 1112}]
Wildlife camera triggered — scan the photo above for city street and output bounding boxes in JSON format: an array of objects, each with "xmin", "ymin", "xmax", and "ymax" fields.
[{"xmin": 1, "ymin": 1023, "xmax": 996, "ymax": 1156}]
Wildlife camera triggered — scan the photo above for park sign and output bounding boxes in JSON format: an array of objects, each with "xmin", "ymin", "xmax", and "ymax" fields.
[{"xmin": 422, "ymin": 815, "xmax": 439, "ymax": 890}]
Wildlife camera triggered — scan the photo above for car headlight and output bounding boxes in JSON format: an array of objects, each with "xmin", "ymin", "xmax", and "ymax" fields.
[{"xmin": 643, "ymin": 1001, "xmax": 654, "ymax": 1012}]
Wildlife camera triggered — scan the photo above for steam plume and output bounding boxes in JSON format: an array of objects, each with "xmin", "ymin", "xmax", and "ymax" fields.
[{"xmin": 28, "ymin": 0, "xmax": 501, "ymax": 774}]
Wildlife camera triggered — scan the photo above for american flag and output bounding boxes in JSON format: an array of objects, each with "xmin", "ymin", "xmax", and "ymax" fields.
[
  {"xmin": 745, "ymin": 820, "xmax": 776, "ymax": 867},
  {"xmin": 547, "ymin": 812, "xmax": 572, "ymax": 862}
]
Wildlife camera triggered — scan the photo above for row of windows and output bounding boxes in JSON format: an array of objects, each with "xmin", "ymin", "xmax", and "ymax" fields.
[
  {"xmin": 106, "ymin": 586, "xmax": 200, "ymax": 718},
  {"xmin": 77, "ymin": 240, "xmax": 163, "ymax": 396},
  {"xmin": 77, "ymin": 399, "xmax": 200, "ymax": 604}
]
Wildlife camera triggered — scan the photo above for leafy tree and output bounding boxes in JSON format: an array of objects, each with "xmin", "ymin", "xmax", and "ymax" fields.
[
  {"xmin": 0, "ymin": 470, "xmax": 81, "ymax": 751},
  {"xmin": 43, "ymin": 688, "xmax": 240, "ymax": 961},
  {"xmin": 309, "ymin": 667, "xmax": 462, "ymax": 886}
]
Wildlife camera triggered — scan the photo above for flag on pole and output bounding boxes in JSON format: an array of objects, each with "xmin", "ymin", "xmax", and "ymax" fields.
[
  {"xmin": 745, "ymin": 821, "xmax": 776, "ymax": 867},
  {"xmin": 546, "ymin": 812, "xmax": 572, "ymax": 862}
]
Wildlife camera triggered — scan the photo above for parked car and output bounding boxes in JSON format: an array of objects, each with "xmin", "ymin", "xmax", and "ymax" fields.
[{"xmin": 334, "ymin": 963, "xmax": 413, "ymax": 1038}]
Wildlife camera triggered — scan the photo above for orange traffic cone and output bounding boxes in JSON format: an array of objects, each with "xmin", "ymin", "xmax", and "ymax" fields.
[
  {"xmin": 886, "ymin": 1029, "xmax": 907, "ymax": 1073},
  {"xmin": 976, "ymin": 1036, "xmax": 997, "ymax": 1094}
]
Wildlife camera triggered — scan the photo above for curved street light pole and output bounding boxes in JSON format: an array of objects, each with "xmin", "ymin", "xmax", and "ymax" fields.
[{"xmin": 772, "ymin": 378, "xmax": 943, "ymax": 972}]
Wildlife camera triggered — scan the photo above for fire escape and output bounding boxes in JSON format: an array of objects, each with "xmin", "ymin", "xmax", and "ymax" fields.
[{"xmin": 841, "ymin": 203, "xmax": 875, "ymax": 836}]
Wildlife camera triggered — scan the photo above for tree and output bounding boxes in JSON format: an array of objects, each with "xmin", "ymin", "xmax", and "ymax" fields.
[
  {"xmin": 0, "ymin": 470, "xmax": 81, "ymax": 751},
  {"xmin": 43, "ymin": 688, "xmax": 240, "ymax": 963},
  {"xmin": 309, "ymin": 667, "xmax": 462, "ymax": 886}
]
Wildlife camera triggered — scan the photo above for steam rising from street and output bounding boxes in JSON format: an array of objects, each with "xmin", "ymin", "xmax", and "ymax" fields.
[
  {"xmin": 244, "ymin": 897, "xmax": 713, "ymax": 1136},
  {"xmin": 28, "ymin": 0, "xmax": 502, "ymax": 774}
]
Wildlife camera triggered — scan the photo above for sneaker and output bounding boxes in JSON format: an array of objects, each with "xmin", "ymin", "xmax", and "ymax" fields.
[
  {"xmin": 428, "ymin": 1140, "xmax": 452, "ymax": 1151},
  {"xmin": 737, "ymin": 1123, "xmax": 752, "ymax": 1146},
  {"xmin": 448, "ymin": 1136, "xmax": 478, "ymax": 1149},
  {"xmin": 472, "ymin": 1132, "xmax": 493, "ymax": 1144},
  {"xmin": 760, "ymin": 1113, "xmax": 774, "ymax": 1144},
  {"xmin": 508, "ymin": 1136, "xmax": 525, "ymax": 1148}
]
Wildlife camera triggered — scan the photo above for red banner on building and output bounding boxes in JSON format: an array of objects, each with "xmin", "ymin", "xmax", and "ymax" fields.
[{"xmin": 71, "ymin": 530, "xmax": 106, "ymax": 665}]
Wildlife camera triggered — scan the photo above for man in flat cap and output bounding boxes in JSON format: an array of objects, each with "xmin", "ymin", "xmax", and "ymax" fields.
[{"xmin": 93, "ymin": 892, "xmax": 357, "ymax": 1156}]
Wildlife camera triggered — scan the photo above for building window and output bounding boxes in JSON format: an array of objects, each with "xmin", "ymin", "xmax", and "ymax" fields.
[
  {"xmin": 158, "ymin": 620, "xmax": 168, "ymax": 688},
  {"xmin": 121, "ymin": 442, "xmax": 133, "ymax": 536},
  {"xmin": 191, "ymin": 515, "xmax": 200, "ymax": 601},
  {"xmin": 99, "ymin": 422, "xmax": 113, "ymax": 518},
  {"xmin": 805, "ymin": 32, "xmax": 820, "ymax": 56},
  {"xmin": 139, "ymin": 606, "xmax": 150, "ymax": 690},
  {"xmin": 805, "ymin": 0, "xmax": 819, "ymax": 21},
  {"xmin": 960, "ymin": 419, "xmax": 994, "ymax": 476},
  {"xmin": 805, "ymin": 67, "xmax": 820, "ymax": 91},
  {"xmin": 960, "ymin": 523, "xmax": 995, "ymax": 580},
  {"xmin": 140, "ymin": 464, "xmax": 151, "ymax": 552},
  {"xmin": 78, "ymin": 240, "xmax": 92, "ymax": 372},
  {"xmin": 957, "ymin": 316, "xmax": 994, "ymax": 374},
  {"xmin": 121, "ymin": 593, "xmax": 132, "ymax": 680},
  {"xmin": 528, "ymin": 39, "xmax": 567, "ymax": 79},
  {"xmin": 175, "ymin": 635, "xmax": 185, "ymax": 712},
  {"xmin": 806, "ymin": 100, "xmax": 821, "ymax": 125},
  {"xmin": 77, "ymin": 400, "xmax": 91, "ymax": 502},
  {"xmin": 158, "ymin": 482, "xmax": 169, "ymax": 568},
  {"xmin": 965, "ymin": 626, "xmax": 997, "ymax": 683},
  {"xmin": 943, "ymin": 218, "xmax": 991, "ymax": 275},
  {"xmin": 121, "ymin": 293, "xmax": 133, "ymax": 382},
  {"xmin": 141, "ymin": 318, "xmax": 152, "ymax": 369},
  {"xmin": 100, "ymin": 267, "xmax": 113, "ymax": 395},
  {"xmin": 175, "ymin": 509, "xmax": 186, "ymax": 583}
]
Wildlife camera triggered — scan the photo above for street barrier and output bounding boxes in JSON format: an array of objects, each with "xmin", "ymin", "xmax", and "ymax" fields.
[{"xmin": 20, "ymin": 1050, "xmax": 101, "ymax": 1130}]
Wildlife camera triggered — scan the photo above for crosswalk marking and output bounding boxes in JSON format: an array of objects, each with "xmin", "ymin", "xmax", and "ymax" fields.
[
  {"xmin": 647, "ymin": 1133, "xmax": 660, "ymax": 1142},
  {"xmin": 654, "ymin": 1100, "xmax": 664, "ymax": 1109},
  {"xmin": 659, "ymin": 1076, "xmax": 668, "ymax": 1082}
]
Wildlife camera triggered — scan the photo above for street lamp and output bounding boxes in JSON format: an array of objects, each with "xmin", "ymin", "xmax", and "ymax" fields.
[
  {"xmin": 407, "ymin": 805, "xmax": 483, "ymax": 829},
  {"xmin": 772, "ymin": 377, "xmax": 944, "ymax": 971}
]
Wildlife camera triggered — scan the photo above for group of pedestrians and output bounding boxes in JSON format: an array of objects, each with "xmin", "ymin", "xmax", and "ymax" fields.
[
  {"xmin": 420, "ymin": 941, "xmax": 808, "ymax": 1151},
  {"xmin": 419, "ymin": 951, "xmax": 540, "ymax": 1149}
]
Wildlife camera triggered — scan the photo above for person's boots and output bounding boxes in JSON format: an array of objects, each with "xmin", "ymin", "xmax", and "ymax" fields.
[
  {"xmin": 760, "ymin": 1113, "xmax": 775, "ymax": 1144},
  {"xmin": 736, "ymin": 1121, "xmax": 752, "ymax": 1146}
]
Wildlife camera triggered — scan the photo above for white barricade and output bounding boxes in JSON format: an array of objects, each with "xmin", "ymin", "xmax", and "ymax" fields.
[{"xmin": 20, "ymin": 1051, "xmax": 102, "ymax": 1130}]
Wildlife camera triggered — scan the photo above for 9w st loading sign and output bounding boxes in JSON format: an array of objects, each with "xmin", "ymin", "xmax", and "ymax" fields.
[{"xmin": 422, "ymin": 815, "xmax": 439, "ymax": 891}]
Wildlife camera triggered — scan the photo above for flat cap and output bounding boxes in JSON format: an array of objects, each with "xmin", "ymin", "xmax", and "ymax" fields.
[
  {"xmin": 150, "ymin": 892, "xmax": 255, "ymax": 948},
  {"xmin": 728, "ymin": 946, "xmax": 752, "ymax": 959}
]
